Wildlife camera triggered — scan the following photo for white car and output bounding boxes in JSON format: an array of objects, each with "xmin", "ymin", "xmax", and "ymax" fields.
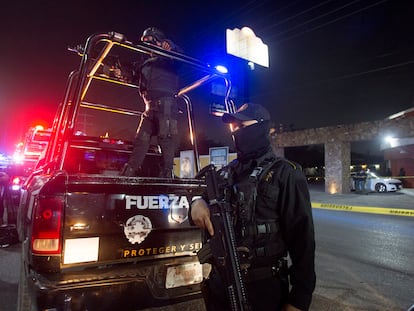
[{"xmin": 350, "ymin": 171, "xmax": 403, "ymax": 193}]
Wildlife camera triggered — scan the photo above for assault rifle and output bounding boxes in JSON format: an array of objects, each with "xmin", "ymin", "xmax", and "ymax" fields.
[{"xmin": 196, "ymin": 164, "xmax": 251, "ymax": 311}]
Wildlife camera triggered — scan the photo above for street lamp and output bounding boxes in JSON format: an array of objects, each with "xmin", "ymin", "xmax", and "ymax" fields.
[{"xmin": 384, "ymin": 135, "xmax": 398, "ymax": 148}]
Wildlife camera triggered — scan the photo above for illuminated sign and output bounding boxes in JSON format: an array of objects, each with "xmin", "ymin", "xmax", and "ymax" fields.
[
  {"xmin": 209, "ymin": 147, "xmax": 229, "ymax": 170},
  {"xmin": 226, "ymin": 27, "xmax": 269, "ymax": 68}
]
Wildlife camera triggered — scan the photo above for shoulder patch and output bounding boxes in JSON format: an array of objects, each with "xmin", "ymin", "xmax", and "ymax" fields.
[
  {"xmin": 273, "ymin": 157, "xmax": 301, "ymax": 171},
  {"xmin": 264, "ymin": 170, "xmax": 274, "ymax": 182},
  {"xmin": 285, "ymin": 159, "xmax": 299, "ymax": 170}
]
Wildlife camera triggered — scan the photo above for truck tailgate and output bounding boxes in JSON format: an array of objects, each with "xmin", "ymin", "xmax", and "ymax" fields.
[{"xmin": 62, "ymin": 176, "xmax": 205, "ymax": 267}]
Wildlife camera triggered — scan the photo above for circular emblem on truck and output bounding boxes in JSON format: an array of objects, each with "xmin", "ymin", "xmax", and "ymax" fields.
[{"xmin": 124, "ymin": 215, "xmax": 153, "ymax": 244}]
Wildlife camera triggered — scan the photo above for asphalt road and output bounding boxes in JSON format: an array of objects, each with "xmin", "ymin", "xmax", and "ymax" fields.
[
  {"xmin": 312, "ymin": 208, "xmax": 413, "ymax": 310},
  {"xmin": 0, "ymin": 241, "xmax": 20, "ymax": 311},
  {"xmin": 1, "ymin": 186, "xmax": 413, "ymax": 311}
]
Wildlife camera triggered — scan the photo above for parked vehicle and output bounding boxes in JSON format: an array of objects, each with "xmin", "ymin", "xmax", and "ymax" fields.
[
  {"xmin": 1, "ymin": 127, "xmax": 52, "ymax": 229},
  {"xmin": 20, "ymin": 127, "xmax": 51, "ymax": 168},
  {"xmin": 0, "ymin": 153, "xmax": 11, "ymax": 169},
  {"xmin": 0, "ymin": 165, "xmax": 22, "ymax": 247},
  {"xmin": 17, "ymin": 32, "xmax": 234, "ymax": 311},
  {"xmin": 1, "ymin": 165, "xmax": 31, "ymax": 224},
  {"xmin": 350, "ymin": 171, "xmax": 403, "ymax": 193}
]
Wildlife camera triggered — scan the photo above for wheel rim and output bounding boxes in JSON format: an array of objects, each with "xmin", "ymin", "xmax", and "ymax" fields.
[{"xmin": 376, "ymin": 183, "xmax": 386, "ymax": 193}]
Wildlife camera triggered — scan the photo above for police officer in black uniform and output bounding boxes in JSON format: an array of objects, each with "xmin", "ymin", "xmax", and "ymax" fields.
[
  {"xmin": 121, "ymin": 27, "xmax": 180, "ymax": 177},
  {"xmin": 190, "ymin": 103, "xmax": 316, "ymax": 311}
]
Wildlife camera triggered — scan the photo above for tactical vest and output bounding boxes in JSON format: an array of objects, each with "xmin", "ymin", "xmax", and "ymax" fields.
[
  {"xmin": 139, "ymin": 57, "xmax": 179, "ymax": 99},
  {"xmin": 223, "ymin": 156, "xmax": 292, "ymax": 267}
]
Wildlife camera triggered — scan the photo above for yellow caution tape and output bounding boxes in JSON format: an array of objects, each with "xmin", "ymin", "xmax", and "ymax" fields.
[{"xmin": 312, "ymin": 202, "xmax": 414, "ymax": 217}]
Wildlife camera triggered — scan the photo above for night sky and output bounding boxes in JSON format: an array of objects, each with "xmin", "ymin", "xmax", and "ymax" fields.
[{"xmin": 1, "ymin": 0, "xmax": 414, "ymax": 154}]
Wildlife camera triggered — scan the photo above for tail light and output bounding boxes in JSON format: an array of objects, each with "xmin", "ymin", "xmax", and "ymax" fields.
[
  {"xmin": 32, "ymin": 196, "xmax": 64, "ymax": 254},
  {"xmin": 11, "ymin": 176, "xmax": 22, "ymax": 191}
]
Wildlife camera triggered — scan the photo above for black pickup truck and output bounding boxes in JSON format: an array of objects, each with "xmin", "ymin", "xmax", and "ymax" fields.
[{"xmin": 17, "ymin": 32, "xmax": 234, "ymax": 311}]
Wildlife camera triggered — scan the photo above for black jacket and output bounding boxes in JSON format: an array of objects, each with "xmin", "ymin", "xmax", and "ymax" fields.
[
  {"xmin": 139, "ymin": 57, "xmax": 179, "ymax": 101},
  {"xmin": 218, "ymin": 155, "xmax": 316, "ymax": 310},
  {"xmin": 261, "ymin": 158, "xmax": 315, "ymax": 310}
]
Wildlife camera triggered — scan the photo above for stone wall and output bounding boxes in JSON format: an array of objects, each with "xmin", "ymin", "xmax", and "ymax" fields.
[
  {"xmin": 272, "ymin": 117, "xmax": 414, "ymax": 147},
  {"xmin": 271, "ymin": 117, "xmax": 414, "ymax": 193}
]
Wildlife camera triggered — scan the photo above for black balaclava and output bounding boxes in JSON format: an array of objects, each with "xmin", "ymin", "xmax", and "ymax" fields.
[{"xmin": 232, "ymin": 121, "xmax": 271, "ymax": 163}]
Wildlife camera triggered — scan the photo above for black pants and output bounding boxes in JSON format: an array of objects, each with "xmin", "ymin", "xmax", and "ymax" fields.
[
  {"xmin": 202, "ymin": 269, "xmax": 289, "ymax": 311},
  {"xmin": 128, "ymin": 97, "xmax": 178, "ymax": 176}
]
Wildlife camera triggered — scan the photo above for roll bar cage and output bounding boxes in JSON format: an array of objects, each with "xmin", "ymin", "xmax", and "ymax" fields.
[{"xmin": 45, "ymin": 32, "xmax": 235, "ymax": 174}]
